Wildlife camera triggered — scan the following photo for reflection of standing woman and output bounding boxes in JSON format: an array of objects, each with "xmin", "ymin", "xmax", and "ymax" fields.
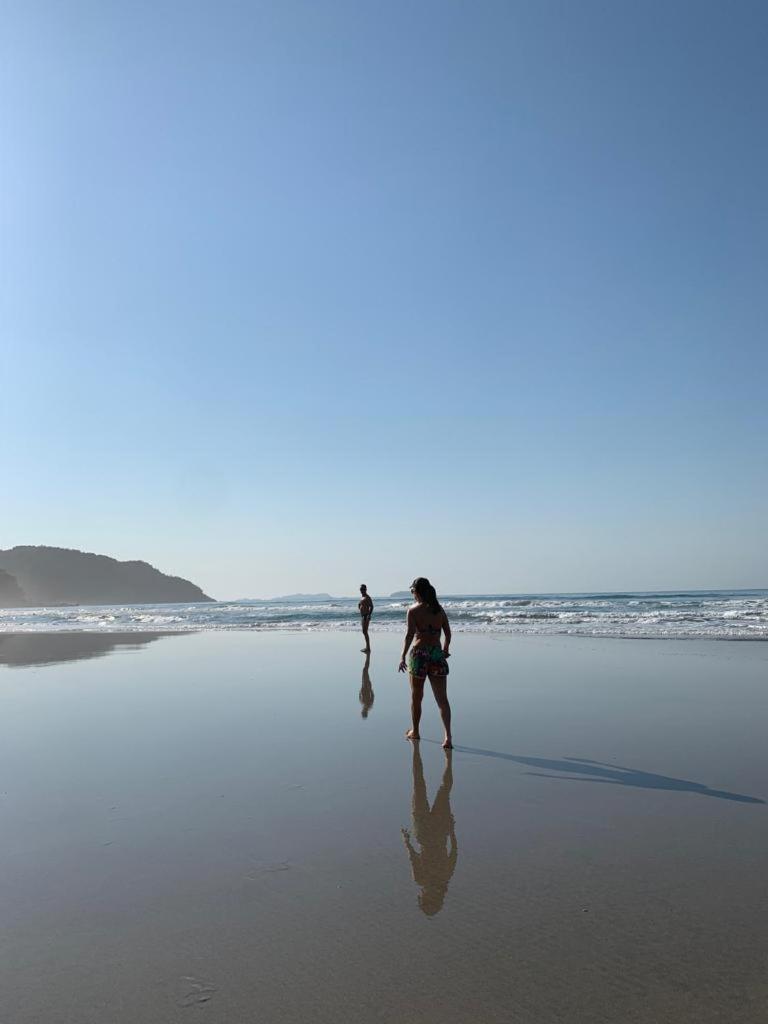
[
  {"xmin": 401, "ymin": 743, "xmax": 457, "ymax": 916},
  {"xmin": 398, "ymin": 577, "xmax": 453, "ymax": 748}
]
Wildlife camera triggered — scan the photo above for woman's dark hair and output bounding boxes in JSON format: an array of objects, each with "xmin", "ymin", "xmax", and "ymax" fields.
[{"xmin": 411, "ymin": 577, "xmax": 441, "ymax": 614}]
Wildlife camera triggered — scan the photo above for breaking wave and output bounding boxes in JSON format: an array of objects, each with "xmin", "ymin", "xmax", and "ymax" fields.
[{"xmin": 1, "ymin": 590, "xmax": 766, "ymax": 640}]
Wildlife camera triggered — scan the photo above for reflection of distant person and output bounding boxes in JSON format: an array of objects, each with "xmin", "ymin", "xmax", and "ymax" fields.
[
  {"xmin": 401, "ymin": 744, "xmax": 457, "ymax": 917},
  {"xmin": 359, "ymin": 651, "xmax": 374, "ymax": 718},
  {"xmin": 398, "ymin": 577, "xmax": 452, "ymax": 748},
  {"xmin": 358, "ymin": 584, "xmax": 373, "ymax": 653}
]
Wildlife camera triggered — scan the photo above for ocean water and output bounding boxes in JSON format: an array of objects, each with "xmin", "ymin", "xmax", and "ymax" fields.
[{"xmin": 0, "ymin": 590, "xmax": 766, "ymax": 640}]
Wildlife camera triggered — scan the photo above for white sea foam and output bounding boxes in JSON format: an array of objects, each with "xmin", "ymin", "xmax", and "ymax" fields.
[{"xmin": 0, "ymin": 591, "xmax": 766, "ymax": 640}]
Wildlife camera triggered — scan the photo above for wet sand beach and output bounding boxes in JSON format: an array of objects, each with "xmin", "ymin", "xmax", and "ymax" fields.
[{"xmin": 1, "ymin": 631, "xmax": 766, "ymax": 1023}]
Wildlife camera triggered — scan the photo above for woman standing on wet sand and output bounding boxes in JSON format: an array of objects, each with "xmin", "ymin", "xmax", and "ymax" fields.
[{"xmin": 398, "ymin": 578, "xmax": 453, "ymax": 749}]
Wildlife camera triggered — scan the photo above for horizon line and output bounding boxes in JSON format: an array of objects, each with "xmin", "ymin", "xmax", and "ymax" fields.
[{"xmin": 225, "ymin": 586, "xmax": 768, "ymax": 603}]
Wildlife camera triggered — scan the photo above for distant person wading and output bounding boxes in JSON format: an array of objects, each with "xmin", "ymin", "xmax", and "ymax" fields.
[{"xmin": 399, "ymin": 578, "xmax": 453, "ymax": 749}]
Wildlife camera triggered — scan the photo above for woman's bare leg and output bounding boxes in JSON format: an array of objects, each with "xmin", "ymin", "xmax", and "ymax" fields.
[
  {"xmin": 428, "ymin": 674, "xmax": 452, "ymax": 748},
  {"xmin": 406, "ymin": 675, "xmax": 425, "ymax": 739}
]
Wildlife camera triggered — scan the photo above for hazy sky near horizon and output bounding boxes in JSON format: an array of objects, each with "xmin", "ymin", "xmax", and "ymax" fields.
[{"xmin": 2, "ymin": 1, "xmax": 767, "ymax": 599}]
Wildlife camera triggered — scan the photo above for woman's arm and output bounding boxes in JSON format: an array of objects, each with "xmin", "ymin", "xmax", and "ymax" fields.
[
  {"xmin": 399, "ymin": 608, "xmax": 416, "ymax": 670},
  {"xmin": 442, "ymin": 610, "xmax": 452, "ymax": 655}
]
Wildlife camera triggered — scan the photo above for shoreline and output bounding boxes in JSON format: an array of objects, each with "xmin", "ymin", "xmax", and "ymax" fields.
[
  {"xmin": 2, "ymin": 589, "xmax": 766, "ymax": 643},
  {"xmin": 2, "ymin": 625, "xmax": 768, "ymax": 643}
]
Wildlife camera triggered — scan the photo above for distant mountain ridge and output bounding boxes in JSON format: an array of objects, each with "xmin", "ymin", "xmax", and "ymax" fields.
[
  {"xmin": 0, "ymin": 546, "xmax": 213, "ymax": 607},
  {"xmin": 0, "ymin": 569, "xmax": 27, "ymax": 609}
]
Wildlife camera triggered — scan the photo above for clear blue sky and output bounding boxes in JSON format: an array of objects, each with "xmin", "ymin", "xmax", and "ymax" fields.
[{"xmin": 2, "ymin": 0, "xmax": 766, "ymax": 598}]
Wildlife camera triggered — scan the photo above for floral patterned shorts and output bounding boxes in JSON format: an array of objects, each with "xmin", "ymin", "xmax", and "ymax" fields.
[{"xmin": 408, "ymin": 645, "xmax": 449, "ymax": 678}]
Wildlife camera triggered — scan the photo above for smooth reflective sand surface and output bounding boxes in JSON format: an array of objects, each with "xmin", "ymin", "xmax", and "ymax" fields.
[{"xmin": 1, "ymin": 631, "xmax": 766, "ymax": 1023}]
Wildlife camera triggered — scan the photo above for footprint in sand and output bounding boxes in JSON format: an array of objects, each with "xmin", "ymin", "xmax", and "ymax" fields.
[
  {"xmin": 245, "ymin": 860, "xmax": 292, "ymax": 879},
  {"xmin": 176, "ymin": 976, "xmax": 217, "ymax": 1007}
]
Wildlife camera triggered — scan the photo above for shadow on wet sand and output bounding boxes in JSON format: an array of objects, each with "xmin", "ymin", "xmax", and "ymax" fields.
[{"xmin": 442, "ymin": 745, "xmax": 766, "ymax": 805}]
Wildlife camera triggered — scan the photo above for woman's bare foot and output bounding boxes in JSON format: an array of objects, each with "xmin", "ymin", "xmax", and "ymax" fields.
[
  {"xmin": 405, "ymin": 729, "xmax": 420, "ymax": 741},
  {"xmin": 442, "ymin": 737, "xmax": 453, "ymax": 749}
]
